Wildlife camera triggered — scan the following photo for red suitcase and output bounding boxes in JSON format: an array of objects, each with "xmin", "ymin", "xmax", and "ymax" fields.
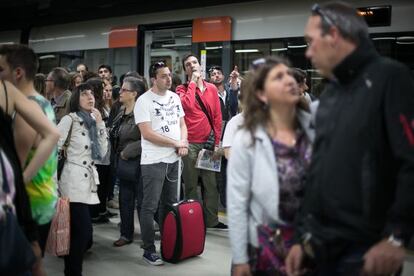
[{"xmin": 161, "ymin": 159, "xmax": 206, "ymax": 263}]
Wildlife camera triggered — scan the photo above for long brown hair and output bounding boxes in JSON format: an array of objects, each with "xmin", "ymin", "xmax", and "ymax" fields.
[{"xmin": 242, "ymin": 56, "xmax": 309, "ymax": 143}]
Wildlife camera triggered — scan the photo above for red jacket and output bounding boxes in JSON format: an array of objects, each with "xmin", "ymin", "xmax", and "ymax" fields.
[{"xmin": 176, "ymin": 81, "xmax": 222, "ymax": 145}]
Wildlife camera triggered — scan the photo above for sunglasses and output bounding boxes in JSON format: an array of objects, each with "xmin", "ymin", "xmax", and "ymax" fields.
[
  {"xmin": 250, "ymin": 58, "xmax": 266, "ymax": 71},
  {"xmin": 150, "ymin": 61, "xmax": 167, "ymax": 76},
  {"xmin": 311, "ymin": 3, "xmax": 334, "ymax": 27}
]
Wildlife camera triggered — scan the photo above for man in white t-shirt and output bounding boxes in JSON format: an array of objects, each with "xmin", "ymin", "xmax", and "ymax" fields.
[{"xmin": 134, "ymin": 61, "xmax": 188, "ymax": 266}]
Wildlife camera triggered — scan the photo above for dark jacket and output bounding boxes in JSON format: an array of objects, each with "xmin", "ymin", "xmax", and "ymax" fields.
[
  {"xmin": 296, "ymin": 38, "xmax": 414, "ymax": 249},
  {"xmin": 112, "ymin": 107, "xmax": 141, "ymax": 160}
]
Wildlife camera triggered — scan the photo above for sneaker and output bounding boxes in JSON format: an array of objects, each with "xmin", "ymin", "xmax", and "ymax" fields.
[
  {"xmin": 209, "ymin": 222, "xmax": 228, "ymax": 230},
  {"xmin": 143, "ymin": 251, "xmax": 164, "ymax": 266}
]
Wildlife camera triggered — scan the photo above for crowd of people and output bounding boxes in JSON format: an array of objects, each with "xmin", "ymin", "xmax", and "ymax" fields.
[{"xmin": 1, "ymin": 1, "xmax": 413, "ymax": 276}]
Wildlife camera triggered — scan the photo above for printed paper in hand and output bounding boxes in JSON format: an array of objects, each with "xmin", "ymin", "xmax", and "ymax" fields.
[{"xmin": 195, "ymin": 149, "xmax": 221, "ymax": 172}]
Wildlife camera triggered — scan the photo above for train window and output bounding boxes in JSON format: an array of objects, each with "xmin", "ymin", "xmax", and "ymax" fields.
[
  {"xmin": 203, "ymin": 42, "xmax": 223, "ymax": 72},
  {"xmin": 233, "ymin": 40, "xmax": 271, "ymax": 74}
]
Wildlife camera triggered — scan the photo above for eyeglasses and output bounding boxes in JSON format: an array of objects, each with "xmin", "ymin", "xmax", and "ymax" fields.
[
  {"xmin": 120, "ymin": 87, "xmax": 134, "ymax": 93},
  {"xmin": 311, "ymin": 3, "xmax": 334, "ymax": 27}
]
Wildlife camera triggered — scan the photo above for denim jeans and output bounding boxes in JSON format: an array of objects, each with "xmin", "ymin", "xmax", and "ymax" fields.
[
  {"xmin": 119, "ymin": 165, "xmax": 143, "ymax": 241},
  {"xmin": 182, "ymin": 143, "xmax": 219, "ymax": 227},
  {"xmin": 140, "ymin": 161, "xmax": 178, "ymax": 253}
]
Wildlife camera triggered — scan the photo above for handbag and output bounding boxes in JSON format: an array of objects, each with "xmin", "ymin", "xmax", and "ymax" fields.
[
  {"xmin": 0, "ymin": 151, "xmax": 36, "ymax": 275},
  {"xmin": 45, "ymin": 197, "xmax": 70, "ymax": 256},
  {"xmin": 195, "ymin": 93, "xmax": 215, "ymax": 151},
  {"xmin": 249, "ymin": 224, "xmax": 294, "ymax": 275},
  {"xmin": 116, "ymin": 157, "xmax": 140, "ymax": 180},
  {"xmin": 57, "ymin": 116, "xmax": 74, "ymax": 180}
]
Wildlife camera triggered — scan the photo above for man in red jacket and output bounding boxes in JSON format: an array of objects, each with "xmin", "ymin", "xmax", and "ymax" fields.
[{"xmin": 176, "ymin": 54, "xmax": 227, "ymax": 229}]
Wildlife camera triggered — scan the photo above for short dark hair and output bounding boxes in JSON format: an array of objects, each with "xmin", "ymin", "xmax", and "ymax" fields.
[
  {"xmin": 208, "ymin": 65, "xmax": 223, "ymax": 76},
  {"xmin": 69, "ymin": 83, "xmax": 93, "ymax": 112},
  {"xmin": 311, "ymin": 1, "xmax": 369, "ymax": 44},
  {"xmin": 98, "ymin": 64, "xmax": 112, "ymax": 73},
  {"xmin": 291, "ymin": 68, "xmax": 307, "ymax": 85},
  {"xmin": 86, "ymin": 77, "xmax": 105, "ymax": 116},
  {"xmin": 182, "ymin": 53, "xmax": 199, "ymax": 71},
  {"xmin": 49, "ymin": 67, "xmax": 69, "ymax": 90},
  {"xmin": 0, "ymin": 44, "xmax": 39, "ymax": 81},
  {"xmin": 149, "ymin": 61, "xmax": 168, "ymax": 78}
]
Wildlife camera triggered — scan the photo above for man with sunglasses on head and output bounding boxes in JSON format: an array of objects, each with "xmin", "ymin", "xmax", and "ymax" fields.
[
  {"xmin": 135, "ymin": 61, "xmax": 188, "ymax": 265},
  {"xmin": 286, "ymin": 2, "xmax": 414, "ymax": 276},
  {"xmin": 176, "ymin": 54, "xmax": 227, "ymax": 230}
]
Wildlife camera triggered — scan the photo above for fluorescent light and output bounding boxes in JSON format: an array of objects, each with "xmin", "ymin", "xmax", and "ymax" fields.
[
  {"xmin": 396, "ymin": 41, "xmax": 414, "ymax": 45},
  {"xmin": 55, "ymin": 35, "xmax": 86, "ymax": 40},
  {"xmin": 29, "ymin": 38, "xmax": 55, "ymax": 43},
  {"xmin": 235, "ymin": 49, "xmax": 259, "ymax": 53},
  {"xmin": 161, "ymin": 43, "xmax": 191, "ymax": 47},
  {"xmin": 288, "ymin": 44, "xmax": 307, "ymax": 49},
  {"xmin": 372, "ymin": 37, "xmax": 395, "ymax": 40},
  {"xmin": 397, "ymin": 36, "xmax": 414, "ymax": 41},
  {"xmin": 271, "ymin": 48, "xmax": 288, "ymax": 52},
  {"xmin": 39, "ymin": 55, "xmax": 56, "ymax": 60},
  {"xmin": 205, "ymin": 46, "xmax": 223, "ymax": 50},
  {"xmin": 0, "ymin": 41, "xmax": 15, "ymax": 45},
  {"xmin": 397, "ymin": 36, "xmax": 414, "ymax": 45}
]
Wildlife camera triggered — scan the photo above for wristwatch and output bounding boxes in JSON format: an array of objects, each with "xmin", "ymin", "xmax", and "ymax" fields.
[{"xmin": 387, "ymin": 234, "xmax": 403, "ymax": 247}]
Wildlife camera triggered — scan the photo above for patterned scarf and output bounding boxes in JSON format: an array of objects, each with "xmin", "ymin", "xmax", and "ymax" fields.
[{"xmin": 76, "ymin": 111, "xmax": 102, "ymax": 160}]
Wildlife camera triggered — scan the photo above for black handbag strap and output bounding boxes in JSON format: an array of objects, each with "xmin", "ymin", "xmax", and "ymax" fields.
[
  {"xmin": 62, "ymin": 115, "xmax": 74, "ymax": 152},
  {"xmin": 195, "ymin": 93, "xmax": 214, "ymax": 130}
]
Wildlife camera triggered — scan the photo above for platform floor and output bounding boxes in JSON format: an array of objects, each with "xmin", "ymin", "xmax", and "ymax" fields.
[{"xmin": 43, "ymin": 211, "xmax": 414, "ymax": 276}]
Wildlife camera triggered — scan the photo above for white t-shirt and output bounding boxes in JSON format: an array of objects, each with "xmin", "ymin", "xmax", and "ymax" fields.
[
  {"xmin": 222, "ymin": 112, "xmax": 244, "ymax": 148},
  {"xmin": 134, "ymin": 90, "xmax": 185, "ymax": 165}
]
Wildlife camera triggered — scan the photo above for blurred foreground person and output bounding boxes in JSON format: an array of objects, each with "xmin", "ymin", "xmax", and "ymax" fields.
[{"xmin": 286, "ymin": 2, "xmax": 414, "ymax": 276}]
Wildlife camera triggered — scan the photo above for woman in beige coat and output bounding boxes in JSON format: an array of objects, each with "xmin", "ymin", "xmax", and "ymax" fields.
[{"xmin": 57, "ymin": 83, "xmax": 108, "ymax": 276}]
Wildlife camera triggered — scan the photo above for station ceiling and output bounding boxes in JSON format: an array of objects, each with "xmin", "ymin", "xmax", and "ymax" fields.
[{"xmin": 0, "ymin": 0, "xmax": 258, "ymax": 32}]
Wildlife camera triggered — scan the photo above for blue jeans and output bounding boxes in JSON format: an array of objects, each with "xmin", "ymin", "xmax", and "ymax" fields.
[
  {"xmin": 140, "ymin": 161, "xmax": 178, "ymax": 253},
  {"xmin": 119, "ymin": 166, "xmax": 142, "ymax": 241}
]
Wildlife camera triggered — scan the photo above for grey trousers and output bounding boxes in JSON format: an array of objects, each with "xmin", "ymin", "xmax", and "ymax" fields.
[{"xmin": 140, "ymin": 161, "xmax": 178, "ymax": 253}]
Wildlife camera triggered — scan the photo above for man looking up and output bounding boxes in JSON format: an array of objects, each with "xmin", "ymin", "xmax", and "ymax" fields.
[{"xmin": 176, "ymin": 54, "xmax": 226, "ymax": 229}]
